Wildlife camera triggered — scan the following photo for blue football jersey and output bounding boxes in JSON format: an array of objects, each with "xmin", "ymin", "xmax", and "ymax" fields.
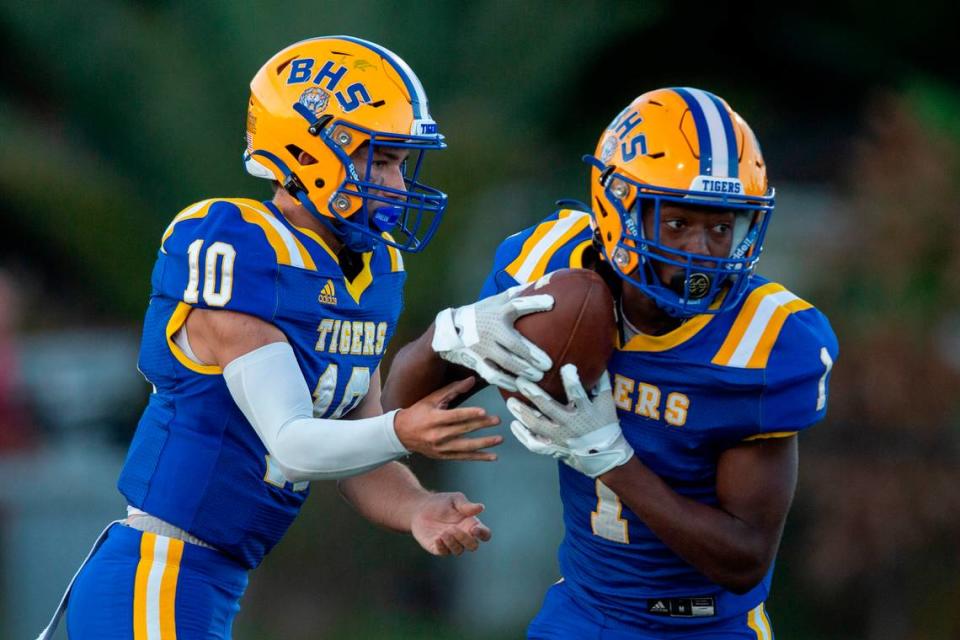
[
  {"xmin": 481, "ymin": 209, "xmax": 838, "ymax": 629},
  {"xmin": 118, "ymin": 198, "xmax": 406, "ymax": 569}
]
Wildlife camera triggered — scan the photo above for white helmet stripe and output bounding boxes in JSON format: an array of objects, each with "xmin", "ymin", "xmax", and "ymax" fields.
[
  {"xmin": 686, "ymin": 88, "xmax": 731, "ymax": 178},
  {"xmin": 332, "ymin": 35, "xmax": 430, "ymax": 120}
]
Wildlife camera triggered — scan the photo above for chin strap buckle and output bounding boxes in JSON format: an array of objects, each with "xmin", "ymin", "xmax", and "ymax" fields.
[{"xmin": 283, "ymin": 172, "xmax": 307, "ymax": 196}]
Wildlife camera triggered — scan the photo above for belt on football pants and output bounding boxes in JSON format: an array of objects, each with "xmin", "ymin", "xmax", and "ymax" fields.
[{"xmin": 124, "ymin": 511, "xmax": 218, "ymax": 550}]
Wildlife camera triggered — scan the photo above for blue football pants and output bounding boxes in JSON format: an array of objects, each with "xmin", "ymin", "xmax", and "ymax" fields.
[{"xmin": 66, "ymin": 524, "xmax": 248, "ymax": 639}]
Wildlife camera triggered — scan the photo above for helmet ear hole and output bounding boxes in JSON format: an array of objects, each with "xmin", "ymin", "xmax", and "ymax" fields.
[{"xmin": 285, "ymin": 145, "xmax": 318, "ymax": 166}]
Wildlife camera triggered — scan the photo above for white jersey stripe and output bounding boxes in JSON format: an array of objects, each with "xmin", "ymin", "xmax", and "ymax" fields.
[
  {"xmin": 727, "ymin": 290, "xmax": 799, "ymax": 367},
  {"xmin": 687, "ymin": 88, "xmax": 730, "ymax": 178},
  {"xmin": 513, "ymin": 214, "xmax": 584, "ymax": 284},
  {"xmin": 235, "ymin": 202, "xmax": 306, "ymax": 269}
]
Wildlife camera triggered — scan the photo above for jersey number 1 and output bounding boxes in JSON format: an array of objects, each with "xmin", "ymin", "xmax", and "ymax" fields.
[
  {"xmin": 184, "ymin": 239, "xmax": 236, "ymax": 306},
  {"xmin": 592, "ymin": 480, "xmax": 629, "ymax": 544}
]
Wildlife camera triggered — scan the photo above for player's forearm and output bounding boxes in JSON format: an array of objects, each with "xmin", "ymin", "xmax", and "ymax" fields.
[
  {"xmin": 338, "ymin": 462, "xmax": 430, "ymax": 533},
  {"xmin": 600, "ymin": 459, "xmax": 780, "ymax": 594},
  {"xmin": 224, "ymin": 343, "xmax": 408, "ymax": 481},
  {"xmin": 382, "ymin": 323, "xmax": 457, "ymax": 410}
]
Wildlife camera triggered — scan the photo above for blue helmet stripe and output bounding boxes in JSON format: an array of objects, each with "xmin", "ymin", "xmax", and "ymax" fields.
[
  {"xmin": 704, "ymin": 91, "xmax": 739, "ymax": 178},
  {"xmin": 672, "ymin": 87, "xmax": 713, "ymax": 176},
  {"xmin": 328, "ymin": 35, "xmax": 428, "ymax": 120}
]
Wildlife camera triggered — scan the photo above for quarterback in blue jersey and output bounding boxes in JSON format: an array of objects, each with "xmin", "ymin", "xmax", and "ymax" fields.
[
  {"xmin": 38, "ymin": 37, "xmax": 505, "ymax": 640},
  {"xmin": 383, "ymin": 87, "xmax": 838, "ymax": 638}
]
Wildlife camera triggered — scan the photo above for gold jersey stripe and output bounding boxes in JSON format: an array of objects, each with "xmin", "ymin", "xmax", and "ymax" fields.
[
  {"xmin": 524, "ymin": 215, "xmax": 591, "ymax": 283},
  {"xmin": 343, "ymin": 251, "xmax": 374, "ymax": 303},
  {"xmin": 160, "ymin": 199, "xmax": 317, "ymax": 270},
  {"xmin": 505, "ymin": 221, "xmax": 556, "ymax": 279},
  {"xmin": 233, "ymin": 201, "xmax": 317, "ymax": 270},
  {"xmin": 713, "ymin": 283, "xmax": 785, "ymax": 365},
  {"xmin": 381, "ymin": 232, "xmax": 405, "ymax": 272},
  {"xmin": 745, "ymin": 298, "xmax": 812, "ymax": 368},
  {"xmin": 293, "ymin": 224, "xmax": 339, "ymax": 263},
  {"xmin": 568, "ymin": 240, "xmax": 592, "ymax": 269},
  {"xmin": 713, "ymin": 284, "xmax": 812, "ymax": 368},
  {"xmin": 236, "ymin": 208, "xmax": 290, "ymax": 264},
  {"xmin": 743, "ymin": 431, "xmax": 798, "ymax": 441},
  {"xmin": 166, "ymin": 302, "xmax": 222, "ymax": 375},
  {"xmin": 160, "ymin": 199, "xmax": 215, "ymax": 248},
  {"xmin": 386, "ymin": 245, "xmax": 402, "ymax": 272},
  {"xmin": 747, "ymin": 602, "xmax": 773, "ymax": 640},
  {"xmin": 505, "ymin": 210, "xmax": 589, "ymax": 283},
  {"xmin": 619, "ymin": 291, "xmax": 725, "ymax": 352},
  {"xmin": 133, "ymin": 532, "xmax": 154, "ymax": 640}
]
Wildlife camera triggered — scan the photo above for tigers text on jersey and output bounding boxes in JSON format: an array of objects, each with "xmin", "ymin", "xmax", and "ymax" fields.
[
  {"xmin": 119, "ymin": 198, "xmax": 406, "ymax": 570},
  {"xmin": 481, "ymin": 209, "xmax": 838, "ymax": 631}
]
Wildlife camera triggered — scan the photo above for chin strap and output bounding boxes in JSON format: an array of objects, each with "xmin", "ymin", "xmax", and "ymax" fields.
[{"xmin": 288, "ymin": 186, "xmax": 380, "ymax": 254}]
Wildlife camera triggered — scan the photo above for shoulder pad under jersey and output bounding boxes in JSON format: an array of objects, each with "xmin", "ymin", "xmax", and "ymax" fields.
[
  {"xmin": 710, "ymin": 281, "xmax": 838, "ymax": 434},
  {"xmin": 478, "ymin": 208, "xmax": 594, "ymax": 299},
  {"xmin": 154, "ymin": 198, "xmax": 317, "ymax": 321}
]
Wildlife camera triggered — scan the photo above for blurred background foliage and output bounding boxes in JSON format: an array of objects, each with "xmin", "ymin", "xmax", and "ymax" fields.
[{"xmin": 1, "ymin": 1, "xmax": 959, "ymax": 639}]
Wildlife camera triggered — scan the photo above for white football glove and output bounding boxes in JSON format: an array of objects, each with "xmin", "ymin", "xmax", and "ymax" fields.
[
  {"xmin": 431, "ymin": 286, "xmax": 554, "ymax": 392},
  {"xmin": 507, "ymin": 365, "xmax": 633, "ymax": 478}
]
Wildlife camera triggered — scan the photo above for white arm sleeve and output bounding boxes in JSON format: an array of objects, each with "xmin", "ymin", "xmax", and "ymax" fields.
[{"xmin": 223, "ymin": 342, "xmax": 409, "ymax": 482}]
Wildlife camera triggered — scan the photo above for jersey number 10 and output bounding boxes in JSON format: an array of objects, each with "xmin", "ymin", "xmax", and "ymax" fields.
[{"xmin": 184, "ymin": 239, "xmax": 236, "ymax": 307}]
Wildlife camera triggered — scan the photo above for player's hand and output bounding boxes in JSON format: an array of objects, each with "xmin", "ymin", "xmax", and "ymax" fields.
[
  {"xmin": 507, "ymin": 365, "xmax": 634, "ymax": 477},
  {"xmin": 431, "ymin": 286, "xmax": 554, "ymax": 391},
  {"xmin": 394, "ymin": 377, "xmax": 503, "ymax": 461},
  {"xmin": 411, "ymin": 491, "xmax": 492, "ymax": 556}
]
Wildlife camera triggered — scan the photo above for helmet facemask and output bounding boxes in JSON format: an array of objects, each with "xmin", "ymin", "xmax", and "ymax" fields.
[
  {"xmin": 298, "ymin": 115, "xmax": 447, "ymax": 254},
  {"xmin": 591, "ymin": 157, "xmax": 774, "ymax": 317}
]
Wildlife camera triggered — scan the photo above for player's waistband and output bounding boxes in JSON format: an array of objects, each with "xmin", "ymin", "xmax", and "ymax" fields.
[
  {"xmin": 109, "ymin": 522, "xmax": 248, "ymax": 578},
  {"xmin": 562, "ymin": 575, "xmax": 769, "ymax": 630},
  {"xmin": 644, "ymin": 595, "xmax": 717, "ymax": 618},
  {"xmin": 125, "ymin": 507, "xmax": 218, "ymax": 551}
]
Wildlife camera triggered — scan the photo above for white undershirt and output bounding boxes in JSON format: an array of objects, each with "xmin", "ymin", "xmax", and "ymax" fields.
[
  {"xmin": 619, "ymin": 299, "xmax": 643, "ymax": 342},
  {"xmin": 172, "ymin": 326, "xmax": 203, "ymax": 363}
]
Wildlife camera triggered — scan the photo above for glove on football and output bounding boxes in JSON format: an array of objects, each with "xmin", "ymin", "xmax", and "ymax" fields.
[
  {"xmin": 508, "ymin": 365, "xmax": 633, "ymax": 477},
  {"xmin": 431, "ymin": 286, "xmax": 553, "ymax": 391}
]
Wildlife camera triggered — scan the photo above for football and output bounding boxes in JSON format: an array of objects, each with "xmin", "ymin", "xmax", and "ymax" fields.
[{"xmin": 500, "ymin": 268, "xmax": 617, "ymax": 404}]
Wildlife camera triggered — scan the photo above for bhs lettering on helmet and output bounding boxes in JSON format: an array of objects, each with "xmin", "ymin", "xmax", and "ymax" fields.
[{"xmin": 286, "ymin": 58, "xmax": 371, "ymax": 114}]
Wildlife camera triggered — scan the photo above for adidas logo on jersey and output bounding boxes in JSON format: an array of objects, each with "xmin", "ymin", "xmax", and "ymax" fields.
[
  {"xmin": 318, "ymin": 280, "xmax": 337, "ymax": 305},
  {"xmin": 649, "ymin": 600, "xmax": 669, "ymax": 614}
]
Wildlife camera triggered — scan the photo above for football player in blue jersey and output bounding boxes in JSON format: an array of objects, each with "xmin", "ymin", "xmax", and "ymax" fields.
[
  {"xmin": 382, "ymin": 88, "xmax": 838, "ymax": 638},
  {"xmin": 37, "ymin": 37, "xmax": 507, "ymax": 640}
]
